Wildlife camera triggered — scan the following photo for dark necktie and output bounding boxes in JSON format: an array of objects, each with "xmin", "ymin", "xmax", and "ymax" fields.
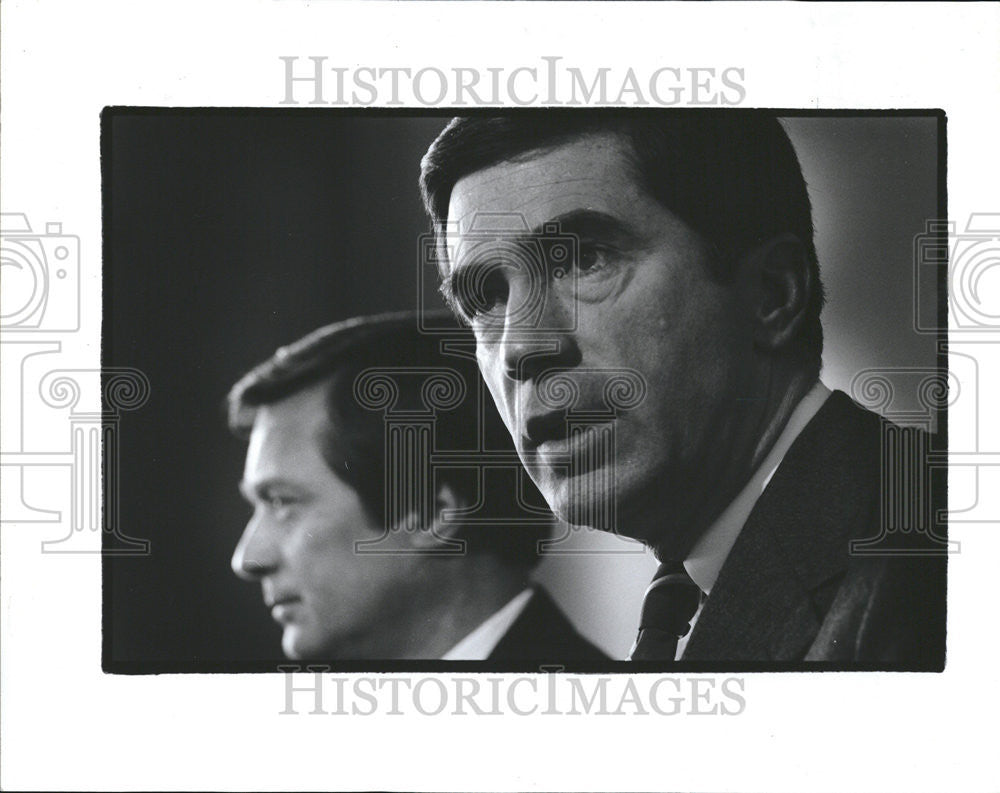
[{"xmin": 628, "ymin": 562, "xmax": 702, "ymax": 661}]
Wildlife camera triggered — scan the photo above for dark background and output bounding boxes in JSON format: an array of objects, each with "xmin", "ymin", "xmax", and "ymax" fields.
[
  {"xmin": 104, "ymin": 111, "xmax": 941, "ymax": 668},
  {"xmin": 106, "ymin": 113, "xmax": 450, "ymax": 665}
]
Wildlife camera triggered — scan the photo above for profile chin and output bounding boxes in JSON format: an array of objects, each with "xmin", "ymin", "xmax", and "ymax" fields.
[{"xmin": 281, "ymin": 631, "xmax": 306, "ymax": 660}]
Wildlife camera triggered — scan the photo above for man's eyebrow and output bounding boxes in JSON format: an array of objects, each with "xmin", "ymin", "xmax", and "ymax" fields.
[
  {"xmin": 529, "ymin": 209, "xmax": 640, "ymax": 243},
  {"xmin": 439, "ymin": 208, "xmax": 641, "ymax": 314},
  {"xmin": 448, "ymin": 209, "xmax": 638, "ymax": 270}
]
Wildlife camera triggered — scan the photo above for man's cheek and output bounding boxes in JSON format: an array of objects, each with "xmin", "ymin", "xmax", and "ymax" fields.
[
  {"xmin": 503, "ymin": 402, "xmax": 520, "ymax": 438},
  {"xmin": 478, "ymin": 362, "xmax": 514, "ymax": 429},
  {"xmin": 476, "ymin": 351, "xmax": 502, "ymax": 397}
]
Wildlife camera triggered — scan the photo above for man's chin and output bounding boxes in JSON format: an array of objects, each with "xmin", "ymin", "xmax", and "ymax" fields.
[
  {"xmin": 281, "ymin": 630, "xmax": 306, "ymax": 660},
  {"xmin": 540, "ymin": 471, "xmax": 682, "ymax": 547},
  {"xmin": 281, "ymin": 626, "xmax": 329, "ymax": 661},
  {"xmin": 540, "ymin": 476, "xmax": 641, "ymax": 540},
  {"xmin": 282, "ymin": 626, "xmax": 370, "ymax": 661}
]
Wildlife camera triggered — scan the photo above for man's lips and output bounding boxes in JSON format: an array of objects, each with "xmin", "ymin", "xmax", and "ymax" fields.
[
  {"xmin": 266, "ymin": 594, "xmax": 300, "ymax": 608},
  {"xmin": 522, "ymin": 410, "xmax": 569, "ymax": 450},
  {"xmin": 521, "ymin": 411, "xmax": 612, "ymax": 475},
  {"xmin": 267, "ymin": 595, "xmax": 301, "ymax": 625}
]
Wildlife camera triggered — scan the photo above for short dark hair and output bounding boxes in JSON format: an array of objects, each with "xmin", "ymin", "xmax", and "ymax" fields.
[
  {"xmin": 227, "ymin": 310, "xmax": 553, "ymax": 568},
  {"xmin": 419, "ymin": 111, "xmax": 824, "ymax": 373}
]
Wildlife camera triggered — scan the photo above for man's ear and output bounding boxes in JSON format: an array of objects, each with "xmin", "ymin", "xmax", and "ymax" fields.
[
  {"xmin": 408, "ymin": 480, "xmax": 467, "ymax": 552},
  {"xmin": 743, "ymin": 232, "xmax": 812, "ymax": 351}
]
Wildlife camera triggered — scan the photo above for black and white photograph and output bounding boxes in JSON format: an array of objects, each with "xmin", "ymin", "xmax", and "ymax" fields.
[
  {"xmin": 2, "ymin": 3, "xmax": 997, "ymax": 791},
  {"xmin": 104, "ymin": 109, "xmax": 947, "ymax": 672}
]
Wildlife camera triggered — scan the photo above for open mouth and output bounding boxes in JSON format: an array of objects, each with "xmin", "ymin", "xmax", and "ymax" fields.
[
  {"xmin": 522, "ymin": 410, "xmax": 569, "ymax": 450},
  {"xmin": 527, "ymin": 423, "xmax": 615, "ymax": 477}
]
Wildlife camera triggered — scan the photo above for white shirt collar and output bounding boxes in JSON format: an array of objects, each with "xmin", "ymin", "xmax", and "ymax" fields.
[
  {"xmin": 440, "ymin": 588, "xmax": 535, "ymax": 660},
  {"xmin": 683, "ymin": 381, "xmax": 832, "ymax": 596}
]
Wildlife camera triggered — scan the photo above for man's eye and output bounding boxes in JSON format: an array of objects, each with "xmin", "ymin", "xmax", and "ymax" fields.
[
  {"xmin": 264, "ymin": 494, "xmax": 295, "ymax": 514},
  {"xmin": 454, "ymin": 264, "xmax": 508, "ymax": 320},
  {"xmin": 575, "ymin": 243, "xmax": 613, "ymax": 274}
]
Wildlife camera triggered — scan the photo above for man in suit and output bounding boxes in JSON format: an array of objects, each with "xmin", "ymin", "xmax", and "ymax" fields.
[
  {"xmin": 228, "ymin": 311, "xmax": 606, "ymax": 663},
  {"xmin": 419, "ymin": 112, "xmax": 946, "ymax": 666}
]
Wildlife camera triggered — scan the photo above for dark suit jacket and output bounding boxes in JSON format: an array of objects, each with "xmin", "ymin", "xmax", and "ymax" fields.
[
  {"xmin": 681, "ymin": 390, "xmax": 946, "ymax": 667},
  {"xmin": 488, "ymin": 586, "xmax": 609, "ymax": 662}
]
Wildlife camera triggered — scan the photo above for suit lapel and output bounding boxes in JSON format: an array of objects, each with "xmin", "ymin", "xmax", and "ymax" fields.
[{"xmin": 682, "ymin": 391, "xmax": 881, "ymax": 661}]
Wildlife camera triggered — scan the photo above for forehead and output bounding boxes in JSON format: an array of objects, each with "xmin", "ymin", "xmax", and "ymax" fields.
[
  {"xmin": 245, "ymin": 382, "xmax": 331, "ymax": 472},
  {"xmin": 446, "ymin": 132, "xmax": 647, "ymax": 238}
]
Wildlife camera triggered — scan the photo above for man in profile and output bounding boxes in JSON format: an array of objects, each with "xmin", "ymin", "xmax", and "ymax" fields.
[
  {"xmin": 419, "ymin": 112, "xmax": 946, "ymax": 665},
  {"xmin": 228, "ymin": 310, "xmax": 606, "ymax": 663}
]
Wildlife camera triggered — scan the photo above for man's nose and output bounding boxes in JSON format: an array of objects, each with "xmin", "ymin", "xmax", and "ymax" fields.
[
  {"xmin": 501, "ymin": 275, "xmax": 580, "ymax": 383},
  {"xmin": 231, "ymin": 514, "xmax": 280, "ymax": 581}
]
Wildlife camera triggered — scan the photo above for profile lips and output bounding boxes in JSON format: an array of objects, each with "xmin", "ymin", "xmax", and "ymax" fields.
[{"xmin": 266, "ymin": 594, "xmax": 300, "ymax": 609}]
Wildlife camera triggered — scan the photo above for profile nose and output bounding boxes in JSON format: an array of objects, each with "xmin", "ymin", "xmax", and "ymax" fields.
[{"xmin": 231, "ymin": 514, "xmax": 279, "ymax": 581}]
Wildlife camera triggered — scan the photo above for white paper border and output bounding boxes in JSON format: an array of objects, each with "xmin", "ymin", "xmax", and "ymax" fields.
[{"xmin": 2, "ymin": 2, "xmax": 998, "ymax": 791}]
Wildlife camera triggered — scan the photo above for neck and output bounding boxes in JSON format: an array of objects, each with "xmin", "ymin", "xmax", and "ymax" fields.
[
  {"xmin": 650, "ymin": 362, "xmax": 817, "ymax": 562},
  {"xmin": 357, "ymin": 558, "xmax": 529, "ymax": 659}
]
